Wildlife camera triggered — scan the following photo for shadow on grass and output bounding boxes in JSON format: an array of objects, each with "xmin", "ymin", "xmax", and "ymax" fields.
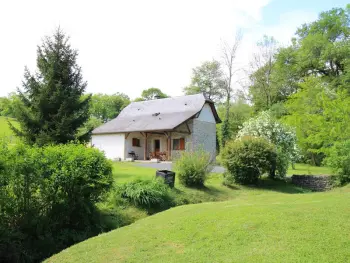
[{"xmin": 246, "ymin": 177, "xmax": 311, "ymax": 194}]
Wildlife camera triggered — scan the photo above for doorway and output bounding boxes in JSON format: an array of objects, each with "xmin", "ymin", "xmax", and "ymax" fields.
[{"xmin": 154, "ymin": 139, "xmax": 160, "ymax": 154}]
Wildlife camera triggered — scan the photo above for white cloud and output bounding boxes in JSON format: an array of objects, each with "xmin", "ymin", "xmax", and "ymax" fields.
[{"xmin": 0, "ymin": 0, "xmax": 316, "ymax": 100}]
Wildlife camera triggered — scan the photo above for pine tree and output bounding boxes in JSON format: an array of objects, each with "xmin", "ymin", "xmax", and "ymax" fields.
[{"xmin": 10, "ymin": 28, "xmax": 91, "ymax": 145}]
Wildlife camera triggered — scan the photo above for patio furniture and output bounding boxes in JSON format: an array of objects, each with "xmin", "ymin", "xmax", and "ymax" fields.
[{"xmin": 128, "ymin": 151, "xmax": 138, "ymax": 160}]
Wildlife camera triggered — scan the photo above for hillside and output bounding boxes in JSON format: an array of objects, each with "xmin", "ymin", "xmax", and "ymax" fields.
[
  {"xmin": 0, "ymin": 116, "xmax": 18, "ymax": 139},
  {"xmin": 47, "ymin": 186, "xmax": 350, "ymax": 263}
]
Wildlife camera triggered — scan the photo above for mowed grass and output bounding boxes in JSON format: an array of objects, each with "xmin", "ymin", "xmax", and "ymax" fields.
[
  {"xmin": 46, "ymin": 162, "xmax": 348, "ymax": 263},
  {"xmin": 287, "ymin": 163, "xmax": 332, "ymax": 176},
  {"xmin": 112, "ymin": 162, "xmax": 313, "ymax": 205},
  {"xmin": 47, "ymin": 184, "xmax": 350, "ymax": 263}
]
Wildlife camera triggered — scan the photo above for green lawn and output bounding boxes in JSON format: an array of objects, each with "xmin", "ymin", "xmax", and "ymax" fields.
[
  {"xmin": 287, "ymin": 163, "xmax": 332, "ymax": 176},
  {"xmin": 46, "ymin": 162, "xmax": 347, "ymax": 263},
  {"xmin": 111, "ymin": 162, "xmax": 314, "ymax": 205},
  {"xmin": 47, "ymin": 184, "xmax": 350, "ymax": 263}
]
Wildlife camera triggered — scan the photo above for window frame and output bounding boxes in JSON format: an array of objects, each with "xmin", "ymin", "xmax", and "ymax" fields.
[
  {"xmin": 173, "ymin": 138, "xmax": 185, "ymax": 150},
  {"xmin": 132, "ymin": 138, "xmax": 141, "ymax": 147}
]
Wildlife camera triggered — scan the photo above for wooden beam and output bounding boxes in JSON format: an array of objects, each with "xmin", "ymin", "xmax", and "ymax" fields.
[
  {"xmin": 167, "ymin": 132, "xmax": 171, "ymax": 161},
  {"xmin": 125, "ymin": 132, "xmax": 130, "ymax": 139},
  {"xmin": 140, "ymin": 132, "xmax": 145, "ymax": 137},
  {"xmin": 172, "ymin": 130, "xmax": 190, "ymax": 135},
  {"xmin": 185, "ymin": 122, "xmax": 191, "ymax": 134},
  {"xmin": 144, "ymin": 132, "xmax": 148, "ymax": 160}
]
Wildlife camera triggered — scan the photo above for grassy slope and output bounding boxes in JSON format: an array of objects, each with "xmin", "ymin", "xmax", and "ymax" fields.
[
  {"xmin": 0, "ymin": 116, "xmax": 18, "ymax": 140},
  {"xmin": 47, "ymin": 185, "xmax": 350, "ymax": 263},
  {"xmin": 47, "ymin": 162, "xmax": 344, "ymax": 263}
]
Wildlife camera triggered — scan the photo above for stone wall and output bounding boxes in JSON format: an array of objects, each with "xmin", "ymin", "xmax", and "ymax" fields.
[
  {"xmin": 291, "ymin": 175, "xmax": 332, "ymax": 191},
  {"xmin": 191, "ymin": 119, "xmax": 216, "ymax": 160}
]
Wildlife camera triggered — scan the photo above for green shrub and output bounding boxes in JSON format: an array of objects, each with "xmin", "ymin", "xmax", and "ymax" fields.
[
  {"xmin": 173, "ymin": 148, "xmax": 212, "ymax": 187},
  {"xmin": 221, "ymin": 136, "xmax": 276, "ymax": 185},
  {"xmin": 116, "ymin": 179, "xmax": 173, "ymax": 211},
  {"xmin": 0, "ymin": 142, "xmax": 113, "ymax": 262},
  {"xmin": 325, "ymin": 140, "xmax": 350, "ymax": 185}
]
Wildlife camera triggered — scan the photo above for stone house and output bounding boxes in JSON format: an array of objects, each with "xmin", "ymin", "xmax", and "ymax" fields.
[{"xmin": 91, "ymin": 93, "xmax": 221, "ymax": 161}]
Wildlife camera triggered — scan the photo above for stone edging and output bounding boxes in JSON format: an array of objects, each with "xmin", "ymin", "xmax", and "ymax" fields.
[{"xmin": 291, "ymin": 175, "xmax": 332, "ymax": 191}]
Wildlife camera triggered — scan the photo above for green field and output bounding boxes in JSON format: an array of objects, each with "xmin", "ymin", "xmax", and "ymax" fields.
[
  {"xmin": 46, "ymin": 162, "xmax": 346, "ymax": 263},
  {"xmin": 0, "ymin": 116, "xmax": 18, "ymax": 141}
]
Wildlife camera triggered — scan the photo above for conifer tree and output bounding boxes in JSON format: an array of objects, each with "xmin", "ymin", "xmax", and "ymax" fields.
[{"xmin": 10, "ymin": 28, "xmax": 91, "ymax": 145}]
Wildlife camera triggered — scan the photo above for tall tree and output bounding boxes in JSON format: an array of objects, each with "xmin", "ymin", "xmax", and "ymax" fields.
[
  {"xmin": 274, "ymin": 6, "xmax": 350, "ymax": 92},
  {"xmin": 184, "ymin": 60, "xmax": 225, "ymax": 102},
  {"xmin": 88, "ymin": 93, "xmax": 130, "ymax": 122},
  {"xmin": 248, "ymin": 36, "xmax": 279, "ymax": 111},
  {"xmin": 10, "ymin": 29, "xmax": 90, "ymax": 145},
  {"xmin": 221, "ymin": 30, "xmax": 243, "ymax": 147},
  {"xmin": 135, "ymin": 87, "xmax": 168, "ymax": 101}
]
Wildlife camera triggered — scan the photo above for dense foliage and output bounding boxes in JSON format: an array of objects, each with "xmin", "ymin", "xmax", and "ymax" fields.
[
  {"xmin": 247, "ymin": 5, "xmax": 350, "ymax": 171},
  {"xmin": 325, "ymin": 140, "xmax": 350, "ymax": 185},
  {"xmin": 0, "ymin": 142, "xmax": 113, "ymax": 262},
  {"xmin": 216, "ymin": 100, "xmax": 252, "ymax": 147},
  {"xmin": 10, "ymin": 29, "xmax": 91, "ymax": 146},
  {"xmin": 0, "ymin": 93, "xmax": 21, "ymax": 117},
  {"xmin": 184, "ymin": 60, "xmax": 225, "ymax": 102},
  {"xmin": 87, "ymin": 93, "xmax": 130, "ymax": 123},
  {"xmin": 116, "ymin": 179, "xmax": 173, "ymax": 212},
  {"xmin": 134, "ymin": 88, "xmax": 168, "ymax": 101},
  {"xmin": 221, "ymin": 136, "xmax": 276, "ymax": 184},
  {"xmin": 237, "ymin": 111, "xmax": 297, "ymax": 179},
  {"xmin": 174, "ymin": 148, "xmax": 212, "ymax": 187}
]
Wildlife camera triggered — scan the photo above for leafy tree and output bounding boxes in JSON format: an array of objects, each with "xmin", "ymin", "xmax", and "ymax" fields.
[
  {"xmin": 283, "ymin": 77, "xmax": 350, "ymax": 165},
  {"xmin": 88, "ymin": 93, "xmax": 130, "ymax": 122},
  {"xmin": 10, "ymin": 29, "xmax": 90, "ymax": 145},
  {"xmin": 135, "ymin": 88, "xmax": 168, "ymax": 101},
  {"xmin": 248, "ymin": 36, "xmax": 279, "ymax": 111},
  {"xmin": 274, "ymin": 6, "xmax": 350, "ymax": 93},
  {"xmin": 0, "ymin": 93, "xmax": 21, "ymax": 117},
  {"xmin": 184, "ymin": 60, "xmax": 225, "ymax": 102}
]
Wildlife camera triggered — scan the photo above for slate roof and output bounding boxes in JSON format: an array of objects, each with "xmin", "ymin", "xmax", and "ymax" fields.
[{"xmin": 92, "ymin": 93, "xmax": 221, "ymax": 134}]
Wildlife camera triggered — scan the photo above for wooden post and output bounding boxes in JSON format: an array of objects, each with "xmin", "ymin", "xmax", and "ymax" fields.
[
  {"xmin": 167, "ymin": 132, "xmax": 171, "ymax": 161},
  {"xmin": 144, "ymin": 132, "xmax": 148, "ymax": 160}
]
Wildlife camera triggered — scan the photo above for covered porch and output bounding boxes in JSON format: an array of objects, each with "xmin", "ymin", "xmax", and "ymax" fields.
[{"xmin": 124, "ymin": 130, "xmax": 189, "ymax": 161}]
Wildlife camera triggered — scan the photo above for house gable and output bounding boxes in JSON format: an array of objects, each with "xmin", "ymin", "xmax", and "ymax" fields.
[{"xmin": 197, "ymin": 103, "xmax": 216, "ymax": 123}]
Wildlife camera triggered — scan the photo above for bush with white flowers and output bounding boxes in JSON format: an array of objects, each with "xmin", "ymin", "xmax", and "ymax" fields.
[{"xmin": 237, "ymin": 111, "xmax": 298, "ymax": 179}]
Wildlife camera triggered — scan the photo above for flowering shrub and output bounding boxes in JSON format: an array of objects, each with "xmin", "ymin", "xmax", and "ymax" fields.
[{"xmin": 237, "ymin": 111, "xmax": 298, "ymax": 179}]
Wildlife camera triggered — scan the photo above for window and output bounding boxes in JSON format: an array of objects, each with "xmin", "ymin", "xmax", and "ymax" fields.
[
  {"xmin": 173, "ymin": 138, "xmax": 185, "ymax": 150},
  {"xmin": 132, "ymin": 138, "xmax": 141, "ymax": 147}
]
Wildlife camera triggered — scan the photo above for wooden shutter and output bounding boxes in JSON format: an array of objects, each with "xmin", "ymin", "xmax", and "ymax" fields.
[
  {"xmin": 179, "ymin": 138, "xmax": 185, "ymax": 150},
  {"xmin": 132, "ymin": 138, "xmax": 139, "ymax": 147}
]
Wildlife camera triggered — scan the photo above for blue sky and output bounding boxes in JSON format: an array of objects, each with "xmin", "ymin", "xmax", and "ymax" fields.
[
  {"xmin": 262, "ymin": 0, "xmax": 348, "ymax": 26},
  {"xmin": 0, "ymin": 0, "xmax": 348, "ymax": 98}
]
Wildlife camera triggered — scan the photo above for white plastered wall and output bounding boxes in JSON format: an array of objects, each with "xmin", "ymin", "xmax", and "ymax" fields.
[
  {"xmin": 91, "ymin": 133, "xmax": 125, "ymax": 160},
  {"xmin": 125, "ymin": 132, "xmax": 145, "ymax": 160}
]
